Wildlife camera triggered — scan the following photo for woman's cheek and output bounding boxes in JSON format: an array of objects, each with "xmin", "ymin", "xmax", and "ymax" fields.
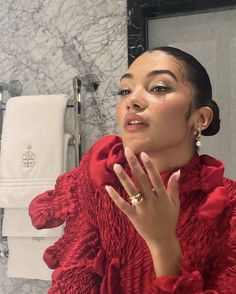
[{"xmin": 158, "ymin": 100, "xmax": 189, "ymax": 123}]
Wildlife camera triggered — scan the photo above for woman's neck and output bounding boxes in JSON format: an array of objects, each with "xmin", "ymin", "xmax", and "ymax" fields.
[{"xmin": 148, "ymin": 146, "xmax": 196, "ymax": 173}]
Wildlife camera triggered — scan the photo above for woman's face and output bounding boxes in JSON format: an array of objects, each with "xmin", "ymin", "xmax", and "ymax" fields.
[{"xmin": 116, "ymin": 50, "xmax": 196, "ymax": 155}]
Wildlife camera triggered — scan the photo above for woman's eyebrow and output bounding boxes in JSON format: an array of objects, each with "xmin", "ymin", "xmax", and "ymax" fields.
[
  {"xmin": 147, "ymin": 70, "xmax": 178, "ymax": 81},
  {"xmin": 120, "ymin": 73, "xmax": 133, "ymax": 81},
  {"xmin": 120, "ymin": 70, "xmax": 178, "ymax": 82}
]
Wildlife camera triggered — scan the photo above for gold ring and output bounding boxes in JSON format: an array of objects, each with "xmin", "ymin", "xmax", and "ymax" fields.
[{"xmin": 129, "ymin": 193, "xmax": 144, "ymax": 206}]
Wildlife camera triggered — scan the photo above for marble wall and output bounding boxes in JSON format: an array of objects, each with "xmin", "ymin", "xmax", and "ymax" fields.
[{"xmin": 0, "ymin": 0, "xmax": 127, "ymax": 292}]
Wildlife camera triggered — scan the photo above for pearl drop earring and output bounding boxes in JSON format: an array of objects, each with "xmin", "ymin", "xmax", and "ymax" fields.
[{"xmin": 194, "ymin": 128, "xmax": 202, "ymax": 148}]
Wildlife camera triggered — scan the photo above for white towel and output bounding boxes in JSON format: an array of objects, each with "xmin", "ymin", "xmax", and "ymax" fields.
[
  {"xmin": 1, "ymin": 132, "xmax": 73, "ymax": 237},
  {"xmin": 0, "ymin": 94, "xmax": 68, "ymax": 208},
  {"xmin": 0, "ymin": 95, "xmax": 72, "ymax": 280},
  {"xmin": 7, "ymin": 237, "xmax": 57, "ymax": 280},
  {"xmin": 0, "ymin": 94, "xmax": 68, "ymax": 180},
  {"xmin": 1, "ymin": 133, "xmax": 73, "ymax": 237},
  {"xmin": 0, "ymin": 178, "xmax": 55, "ymax": 208},
  {"xmin": 3, "ymin": 208, "xmax": 64, "ymax": 237}
]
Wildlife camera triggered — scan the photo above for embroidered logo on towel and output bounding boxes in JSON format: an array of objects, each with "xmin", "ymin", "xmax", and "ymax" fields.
[{"xmin": 22, "ymin": 145, "xmax": 36, "ymax": 168}]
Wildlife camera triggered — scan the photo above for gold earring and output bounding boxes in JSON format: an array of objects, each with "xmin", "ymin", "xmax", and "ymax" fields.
[{"xmin": 194, "ymin": 128, "xmax": 202, "ymax": 147}]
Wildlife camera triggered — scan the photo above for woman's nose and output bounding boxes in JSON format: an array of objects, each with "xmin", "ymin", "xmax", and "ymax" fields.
[{"xmin": 126, "ymin": 89, "xmax": 147, "ymax": 111}]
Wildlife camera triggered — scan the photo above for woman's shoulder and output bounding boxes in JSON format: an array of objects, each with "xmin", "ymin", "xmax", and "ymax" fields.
[{"xmin": 87, "ymin": 134, "xmax": 124, "ymax": 188}]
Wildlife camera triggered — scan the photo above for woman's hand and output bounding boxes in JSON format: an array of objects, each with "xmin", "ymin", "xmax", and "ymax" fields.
[{"xmin": 105, "ymin": 147, "xmax": 182, "ymax": 276}]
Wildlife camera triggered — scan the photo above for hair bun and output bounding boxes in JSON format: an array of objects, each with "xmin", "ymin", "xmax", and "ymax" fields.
[{"xmin": 202, "ymin": 100, "xmax": 221, "ymax": 136}]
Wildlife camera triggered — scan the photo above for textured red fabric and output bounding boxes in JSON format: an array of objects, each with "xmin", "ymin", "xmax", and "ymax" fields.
[{"xmin": 29, "ymin": 135, "xmax": 236, "ymax": 293}]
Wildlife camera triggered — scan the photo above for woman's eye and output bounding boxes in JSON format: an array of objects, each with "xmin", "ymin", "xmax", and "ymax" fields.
[
  {"xmin": 117, "ymin": 89, "xmax": 131, "ymax": 96},
  {"xmin": 151, "ymin": 85, "xmax": 170, "ymax": 93}
]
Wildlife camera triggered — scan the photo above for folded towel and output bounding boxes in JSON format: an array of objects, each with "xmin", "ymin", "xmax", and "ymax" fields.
[
  {"xmin": 0, "ymin": 94, "xmax": 68, "ymax": 179},
  {"xmin": 0, "ymin": 95, "xmax": 74, "ymax": 281},
  {"xmin": 0, "ymin": 133, "xmax": 72, "ymax": 236},
  {"xmin": 7, "ymin": 237, "xmax": 57, "ymax": 280},
  {"xmin": 0, "ymin": 178, "xmax": 55, "ymax": 207},
  {"xmin": 3, "ymin": 208, "xmax": 64, "ymax": 237}
]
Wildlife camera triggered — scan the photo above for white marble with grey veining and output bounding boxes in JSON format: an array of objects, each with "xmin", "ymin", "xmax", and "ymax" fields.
[{"xmin": 0, "ymin": 0, "xmax": 127, "ymax": 292}]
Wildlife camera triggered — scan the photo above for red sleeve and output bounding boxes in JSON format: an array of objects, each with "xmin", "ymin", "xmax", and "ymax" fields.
[
  {"xmin": 28, "ymin": 170, "xmax": 78, "ymax": 229},
  {"xmin": 149, "ymin": 179, "xmax": 236, "ymax": 294},
  {"xmin": 28, "ymin": 134, "xmax": 112, "ymax": 230},
  {"xmin": 29, "ymin": 151, "xmax": 103, "ymax": 293}
]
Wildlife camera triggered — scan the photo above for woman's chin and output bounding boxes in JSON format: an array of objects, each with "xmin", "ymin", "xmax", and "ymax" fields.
[{"xmin": 121, "ymin": 139, "xmax": 150, "ymax": 155}]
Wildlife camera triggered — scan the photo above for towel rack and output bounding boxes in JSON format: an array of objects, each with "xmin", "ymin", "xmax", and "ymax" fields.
[
  {"xmin": 0, "ymin": 75, "xmax": 100, "ymax": 161},
  {"xmin": 0, "ymin": 75, "xmax": 100, "ymax": 248},
  {"xmin": 0, "ymin": 94, "xmax": 79, "ymax": 152},
  {"xmin": 72, "ymin": 73, "xmax": 100, "ymax": 164}
]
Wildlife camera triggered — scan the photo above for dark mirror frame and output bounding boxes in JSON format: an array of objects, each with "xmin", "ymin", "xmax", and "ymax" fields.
[{"xmin": 127, "ymin": 0, "xmax": 236, "ymax": 65}]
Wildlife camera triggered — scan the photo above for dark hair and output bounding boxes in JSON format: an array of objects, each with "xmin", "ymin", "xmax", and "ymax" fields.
[{"xmin": 148, "ymin": 46, "xmax": 220, "ymax": 136}]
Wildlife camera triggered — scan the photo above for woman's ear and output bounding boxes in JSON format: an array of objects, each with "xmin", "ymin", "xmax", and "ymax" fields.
[{"xmin": 192, "ymin": 106, "xmax": 213, "ymax": 131}]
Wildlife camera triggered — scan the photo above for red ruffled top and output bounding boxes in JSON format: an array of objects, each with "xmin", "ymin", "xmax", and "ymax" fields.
[{"xmin": 29, "ymin": 135, "xmax": 236, "ymax": 293}]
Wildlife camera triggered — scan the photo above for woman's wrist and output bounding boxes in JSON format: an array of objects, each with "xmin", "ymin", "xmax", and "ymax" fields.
[{"xmin": 148, "ymin": 239, "xmax": 182, "ymax": 277}]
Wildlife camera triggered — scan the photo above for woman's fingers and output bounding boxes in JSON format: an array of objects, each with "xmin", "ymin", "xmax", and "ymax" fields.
[
  {"xmin": 113, "ymin": 163, "xmax": 137, "ymax": 198},
  {"xmin": 112, "ymin": 147, "xmax": 180, "ymax": 209},
  {"xmin": 139, "ymin": 152, "xmax": 166, "ymax": 198},
  {"xmin": 105, "ymin": 185, "xmax": 134, "ymax": 216},
  {"xmin": 105, "ymin": 148, "xmax": 181, "ymax": 253},
  {"xmin": 166, "ymin": 170, "xmax": 181, "ymax": 207},
  {"xmin": 140, "ymin": 151, "xmax": 180, "ymax": 206},
  {"xmin": 124, "ymin": 147, "xmax": 154, "ymax": 197}
]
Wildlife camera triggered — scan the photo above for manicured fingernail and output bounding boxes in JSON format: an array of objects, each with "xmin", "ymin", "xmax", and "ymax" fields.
[
  {"xmin": 113, "ymin": 163, "xmax": 122, "ymax": 174},
  {"xmin": 124, "ymin": 147, "xmax": 133, "ymax": 159},
  {"xmin": 140, "ymin": 152, "xmax": 149, "ymax": 163},
  {"xmin": 105, "ymin": 185, "xmax": 111, "ymax": 193},
  {"xmin": 175, "ymin": 169, "xmax": 181, "ymax": 181}
]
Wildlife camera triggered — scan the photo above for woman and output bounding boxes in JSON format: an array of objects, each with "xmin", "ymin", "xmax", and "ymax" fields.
[{"xmin": 29, "ymin": 47, "xmax": 236, "ymax": 293}]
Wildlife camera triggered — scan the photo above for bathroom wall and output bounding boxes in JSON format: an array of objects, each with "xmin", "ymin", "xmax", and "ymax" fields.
[{"xmin": 0, "ymin": 0, "xmax": 127, "ymax": 292}]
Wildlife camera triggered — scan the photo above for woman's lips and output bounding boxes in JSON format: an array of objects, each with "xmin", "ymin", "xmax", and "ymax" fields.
[
  {"xmin": 124, "ymin": 115, "xmax": 148, "ymax": 131},
  {"xmin": 125, "ymin": 123, "xmax": 147, "ymax": 131}
]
